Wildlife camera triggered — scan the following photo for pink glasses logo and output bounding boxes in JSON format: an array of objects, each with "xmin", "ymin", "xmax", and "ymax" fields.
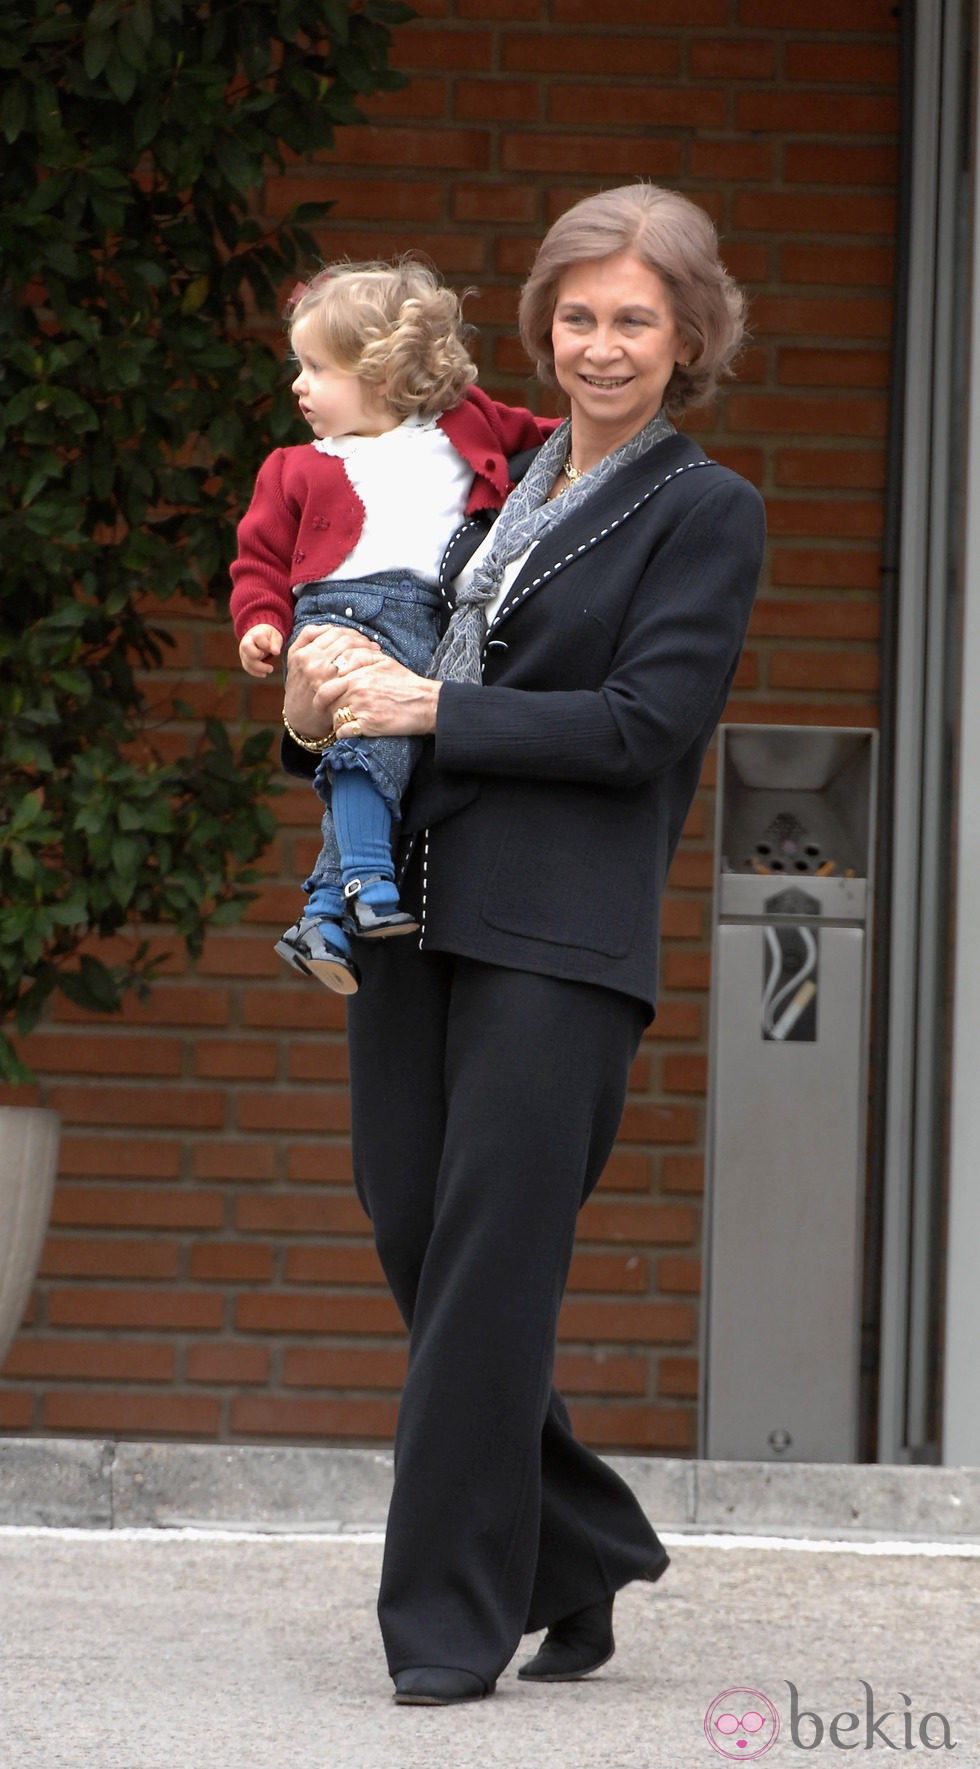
[{"xmin": 704, "ymin": 1688, "xmax": 781, "ymax": 1759}]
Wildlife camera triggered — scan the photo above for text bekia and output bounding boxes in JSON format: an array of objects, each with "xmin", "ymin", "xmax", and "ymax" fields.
[{"xmin": 787, "ymin": 1682, "xmax": 957, "ymax": 1751}]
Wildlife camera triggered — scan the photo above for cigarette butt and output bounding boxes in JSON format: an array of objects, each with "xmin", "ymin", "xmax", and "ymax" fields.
[
  {"xmin": 816, "ymin": 860, "xmax": 836, "ymax": 876},
  {"xmin": 751, "ymin": 857, "xmax": 773, "ymax": 874}
]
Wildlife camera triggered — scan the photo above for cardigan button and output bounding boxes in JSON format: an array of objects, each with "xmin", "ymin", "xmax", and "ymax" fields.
[{"xmin": 344, "ymin": 607, "xmax": 353, "ymax": 617}]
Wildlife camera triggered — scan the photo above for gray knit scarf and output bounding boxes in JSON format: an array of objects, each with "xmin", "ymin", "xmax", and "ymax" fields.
[{"xmin": 429, "ymin": 408, "xmax": 674, "ymax": 684}]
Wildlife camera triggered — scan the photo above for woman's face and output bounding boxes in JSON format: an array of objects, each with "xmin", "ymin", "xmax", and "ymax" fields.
[{"xmin": 550, "ymin": 250, "xmax": 687, "ymax": 454}]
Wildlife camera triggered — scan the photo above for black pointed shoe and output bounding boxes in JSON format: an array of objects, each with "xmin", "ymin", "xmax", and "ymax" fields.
[
  {"xmin": 517, "ymin": 1594, "xmax": 615, "ymax": 1683},
  {"xmin": 343, "ymin": 877, "xmax": 419, "ymax": 940},
  {"xmin": 274, "ymin": 916, "xmax": 360, "ymax": 994},
  {"xmin": 393, "ymin": 1668, "xmax": 492, "ymax": 1706}
]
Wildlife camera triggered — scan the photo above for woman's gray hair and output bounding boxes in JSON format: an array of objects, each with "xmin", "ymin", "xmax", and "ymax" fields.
[{"xmin": 518, "ymin": 183, "xmax": 746, "ymax": 416}]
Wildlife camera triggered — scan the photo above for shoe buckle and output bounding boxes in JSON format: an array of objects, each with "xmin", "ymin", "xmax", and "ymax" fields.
[{"xmin": 343, "ymin": 879, "xmax": 362, "ymax": 900}]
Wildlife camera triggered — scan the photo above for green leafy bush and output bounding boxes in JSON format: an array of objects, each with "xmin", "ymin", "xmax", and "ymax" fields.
[{"xmin": 0, "ymin": 0, "xmax": 412, "ymax": 1081}]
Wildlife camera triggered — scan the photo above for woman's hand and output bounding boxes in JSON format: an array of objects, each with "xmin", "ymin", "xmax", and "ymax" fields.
[
  {"xmin": 331, "ymin": 653, "xmax": 442, "ymax": 738},
  {"xmin": 283, "ymin": 623, "xmax": 383, "ymax": 737}
]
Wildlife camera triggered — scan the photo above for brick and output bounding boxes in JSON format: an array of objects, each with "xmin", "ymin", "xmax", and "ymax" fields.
[
  {"xmin": 784, "ymin": 42, "xmax": 899, "ymax": 86},
  {"xmin": 775, "ymin": 448, "xmax": 886, "ymax": 490},
  {"xmin": 43, "ymin": 1392, "xmax": 221, "ymax": 1436},
  {"xmin": 38, "ymin": 1237, "xmax": 180, "ymax": 1281},
  {"xmin": 235, "ymin": 1294, "xmax": 400, "ymax": 1334},
  {"xmin": 768, "ymin": 650, "xmax": 879, "ymax": 692},
  {"xmin": 457, "ymin": 0, "xmax": 539, "ymax": 16},
  {"xmin": 188, "ymin": 1244, "xmax": 275, "ymax": 1284},
  {"xmin": 739, "ymin": 0, "xmax": 896, "ymax": 23},
  {"xmin": 647, "ymin": 1000, "xmax": 701, "ymax": 1040},
  {"xmin": 502, "ymin": 35, "xmax": 680, "ymax": 76},
  {"xmin": 770, "ymin": 548, "xmax": 882, "ymax": 591},
  {"xmin": 554, "ymin": 1351, "xmax": 647, "ymax": 1396},
  {"xmin": 195, "ymin": 937, "xmax": 282, "ymax": 979},
  {"xmin": 667, "ymin": 850, "xmax": 714, "ymax": 890},
  {"xmin": 454, "ymin": 184, "xmax": 540, "ymax": 223},
  {"xmin": 22, "ymin": 1034, "xmax": 183, "ymax": 1078},
  {"xmin": 236, "ymin": 1194, "xmax": 366, "ymax": 1235},
  {"xmin": 568, "ymin": 1252, "xmax": 648, "ymax": 1293},
  {"xmin": 230, "ymin": 1395, "xmax": 398, "ymax": 1438},
  {"xmin": 559, "ymin": 1299, "xmax": 694, "ymax": 1343},
  {"xmin": 192, "ymin": 1141, "xmax": 279, "ymax": 1183},
  {"xmin": 310, "ymin": 228, "xmax": 489, "ymax": 275},
  {"xmin": 283, "ymin": 1246, "xmax": 384, "ymax": 1286},
  {"xmin": 501, "ymin": 135, "xmax": 682, "ymax": 178},
  {"xmin": 784, "ymin": 143, "xmax": 899, "ymax": 188},
  {"xmin": 56, "ymin": 985, "xmax": 230, "ymax": 1027},
  {"xmin": 58, "ymin": 1137, "xmax": 180, "ymax": 1179},
  {"xmin": 734, "ymin": 191, "xmax": 895, "ymax": 239},
  {"xmin": 658, "ymin": 1255, "xmax": 702, "ymax": 1294},
  {"xmin": 778, "ymin": 348, "xmax": 890, "ymax": 389},
  {"xmin": 599, "ymin": 1150, "xmax": 654, "ymax": 1192},
  {"xmin": 727, "ymin": 395, "xmax": 888, "ymax": 438},
  {"xmin": 662, "ymin": 1054, "xmax": 708, "ymax": 1095},
  {"xmin": 662, "ymin": 951, "xmax": 711, "ymax": 991},
  {"xmin": 267, "ymin": 176, "xmax": 438, "ymax": 222},
  {"xmin": 780, "ymin": 244, "xmax": 894, "ymax": 287},
  {"xmin": 46, "ymin": 1289, "xmax": 224, "ymax": 1332},
  {"xmin": 241, "ymin": 987, "xmax": 347, "ymax": 1031},
  {"xmin": 185, "ymin": 1344, "xmax": 271, "ymax": 1385},
  {"xmin": 662, "ymin": 1154, "xmax": 704, "ymax": 1194},
  {"xmin": 736, "ymin": 92, "xmax": 897, "ymax": 135},
  {"xmin": 579, "ymin": 1201, "xmax": 695, "ymax": 1245},
  {"xmin": 765, "ymin": 496, "xmax": 883, "ymax": 539},
  {"xmin": 286, "ymin": 1146, "xmax": 355, "ymax": 1186},
  {"xmin": 553, "ymin": 0, "xmax": 727, "ymax": 19},
  {"xmin": 2, "ymin": 1340, "xmax": 175, "ymax": 1382},
  {"xmin": 331, "ymin": 126, "xmax": 491, "ymax": 171},
  {"xmin": 689, "ymin": 140, "xmax": 774, "ymax": 183},
  {"xmin": 548, "ymin": 86, "xmax": 726, "ymax": 130},
  {"xmin": 749, "ymin": 297, "xmax": 891, "ymax": 341},
  {"xmin": 0, "ymin": 1392, "xmax": 35, "ymax": 1428},
  {"xmin": 610, "ymin": 1102, "xmax": 696, "ymax": 1147},
  {"xmin": 236, "ymin": 1090, "xmax": 349, "ymax": 1134},
  {"xmin": 195, "ymin": 1040, "xmax": 279, "ymax": 1081},
  {"xmin": 50, "ymin": 1186, "xmax": 225, "ymax": 1231},
  {"xmin": 660, "ymin": 898, "xmax": 703, "ymax": 939},
  {"xmin": 286, "ymin": 1044, "xmax": 350, "ymax": 1083},
  {"xmin": 749, "ymin": 599, "xmax": 879, "ymax": 640},
  {"xmin": 658, "ymin": 1355, "xmax": 699, "ymax": 1398},
  {"xmin": 282, "ymin": 1346, "xmax": 407, "ymax": 1388},
  {"xmin": 361, "ymin": 78, "xmax": 447, "ymax": 122},
  {"xmin": 456, "ymin": 80, "xmax": 540, "ymax": 123},
  {"xmin": 568, "ymin": 1403, "xmax": 692, "ymax": 1450},
  {"xmin": 48, "ymin": 1084, "xmax": 226, "ymax": 1130},
  {"xmin": 392, "ymin": 25, "xmax": 494, "ymax": 70},
  {"xmin": 690, "ymin": 39, "xmax": 776, "ymax": 79}
]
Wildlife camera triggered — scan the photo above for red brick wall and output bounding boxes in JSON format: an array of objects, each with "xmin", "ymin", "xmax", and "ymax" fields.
[{"xmin": 0, "ymin": 1, "xmax": 898, "ymax": 1450}]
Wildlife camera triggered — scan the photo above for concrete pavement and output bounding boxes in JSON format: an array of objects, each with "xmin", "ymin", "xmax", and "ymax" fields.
[{"xmin": 0, "ymin": 1441, "xmax": 978, "ymax": 1768}]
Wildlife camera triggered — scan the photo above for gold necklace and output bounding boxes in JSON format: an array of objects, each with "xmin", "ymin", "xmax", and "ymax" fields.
[{"xmin": 562, "ymin": 453, "xmax": 583, "ymax": 484}]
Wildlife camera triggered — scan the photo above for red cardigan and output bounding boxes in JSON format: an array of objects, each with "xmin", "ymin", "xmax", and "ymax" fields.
[{"xmin": 229, "ymin": 386, "xmax": 559, "ymax": 642}]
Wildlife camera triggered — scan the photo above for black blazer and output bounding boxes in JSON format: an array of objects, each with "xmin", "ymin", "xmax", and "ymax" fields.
[{"xmin": 287, "ymin": 430, "xmax": 766, "ymax": 1018}]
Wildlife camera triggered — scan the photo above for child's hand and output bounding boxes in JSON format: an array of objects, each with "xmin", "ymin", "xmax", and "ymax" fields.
[{"xmin": 239, "ymin": 624, "xmax": 284, "ymax": 677}]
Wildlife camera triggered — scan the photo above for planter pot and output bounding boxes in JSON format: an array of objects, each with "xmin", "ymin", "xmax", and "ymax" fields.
[{"xmin": 0, "ymin": 1106, "xmax": 60, "ymax": 1368}]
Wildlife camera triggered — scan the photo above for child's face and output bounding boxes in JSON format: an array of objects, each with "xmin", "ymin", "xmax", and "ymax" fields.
[{"xmin": 290, "ymin": 315, "xmax": 398, "ymax": 441}]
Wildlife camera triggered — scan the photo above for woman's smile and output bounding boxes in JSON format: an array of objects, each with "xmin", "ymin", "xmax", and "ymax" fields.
[{"xmin": 551, "ymin": 249, "xmax": 687, "ymax": 464}]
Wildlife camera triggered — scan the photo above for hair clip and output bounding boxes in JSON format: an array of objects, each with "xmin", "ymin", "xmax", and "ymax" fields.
[{"xmin": 288, "ymin": 281, "xmax": 308, "ymax": 304}]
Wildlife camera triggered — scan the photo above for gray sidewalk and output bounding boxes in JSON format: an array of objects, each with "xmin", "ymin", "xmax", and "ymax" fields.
[{"xmin": 1, "ymin": 1440, "xmax": 979, "ymax": 1768}]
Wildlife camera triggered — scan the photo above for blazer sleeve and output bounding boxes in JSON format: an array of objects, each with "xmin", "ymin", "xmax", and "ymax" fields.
[{"xmin": 433, "ymin": 475, "xmax": 765, "ymax": 788}]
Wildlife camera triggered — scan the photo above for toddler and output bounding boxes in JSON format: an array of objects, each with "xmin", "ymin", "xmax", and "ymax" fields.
[{"xmin": 231, "ymin": 259, "xmax": 556, "ymax": 993}]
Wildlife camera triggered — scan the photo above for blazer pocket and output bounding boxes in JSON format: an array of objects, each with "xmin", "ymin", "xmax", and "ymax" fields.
[{"xmin": 482, "ymin": 792, "xmax": 657, "ymax": 959}]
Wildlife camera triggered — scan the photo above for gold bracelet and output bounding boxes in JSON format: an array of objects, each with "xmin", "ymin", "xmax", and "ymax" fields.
[{"xmin": 282, "ymin": 709, "xmax": 335, "ymax": 753}]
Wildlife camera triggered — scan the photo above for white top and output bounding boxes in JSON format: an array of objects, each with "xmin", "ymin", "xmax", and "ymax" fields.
[
  {"xmin": 311, "ymin": 412, "xmax": 475, "ymax": 585},
  {"xmin": 454, "ymin": 528, "xmax": 534, "ymax": 631}
]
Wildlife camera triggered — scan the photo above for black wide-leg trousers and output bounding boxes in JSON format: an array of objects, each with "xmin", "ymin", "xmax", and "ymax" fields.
[{"xmin": 346, "ymin": 935, "xmax": 669, "ymax": 1687}]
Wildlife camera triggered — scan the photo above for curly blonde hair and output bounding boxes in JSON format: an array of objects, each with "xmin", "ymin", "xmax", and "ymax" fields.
[
  {"xmin": 518, "ymin": 184, "xmax": 746, "ymax": 417},
  {"xmin": 286, "ymin": 258, "xmax": 477, "ymax": 420}
]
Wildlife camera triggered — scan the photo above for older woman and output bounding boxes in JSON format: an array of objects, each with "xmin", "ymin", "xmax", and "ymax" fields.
[{"xmin": 282, "ymin": 184, "xmax": 766, "ymax": 1705}]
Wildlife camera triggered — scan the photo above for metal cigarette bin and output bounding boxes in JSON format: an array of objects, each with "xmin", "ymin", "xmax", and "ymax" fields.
[{"xmin": 700, "ymin": 725, "xmax": 878, "ymax": 1462}]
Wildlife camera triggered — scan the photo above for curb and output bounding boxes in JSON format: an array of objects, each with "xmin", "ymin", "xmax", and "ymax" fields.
[{"xmin": 2, "ymin": 1438, "xmax": 980, "ymax": 1540}]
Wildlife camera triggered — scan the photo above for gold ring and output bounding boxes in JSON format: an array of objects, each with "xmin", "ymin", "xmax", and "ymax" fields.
[{"xmin": 334, "ymin": 705, "xmax": 356, "ymax": 726}]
